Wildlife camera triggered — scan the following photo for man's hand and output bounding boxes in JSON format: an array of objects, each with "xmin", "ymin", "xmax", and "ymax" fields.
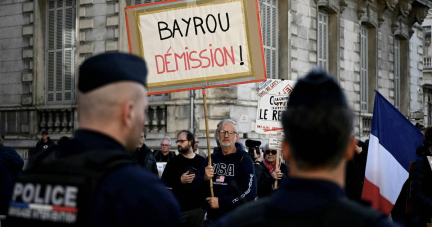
[
  {"xmin": 180, "ymin": 171, "xmax": 195, "ymax": 184},
  {"xmin": 206, "ymin": 197, "xmax": 219, "ymax": 209},
  {"xmin": 354, "ymin": 145, "xmax": 362, "ymax": 154},
  {"xmin": 204, "ymin": 166, "xmax": 214, "ymax": 181},
  {"xmin": 271, "ymin": 170, "xmax": 283, "ymax": 180}
]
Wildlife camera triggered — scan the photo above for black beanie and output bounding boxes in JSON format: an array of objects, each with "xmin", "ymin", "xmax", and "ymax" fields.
[{"xmin": 288, "ymin": 68, "xmax": 348, "ymax": 108}]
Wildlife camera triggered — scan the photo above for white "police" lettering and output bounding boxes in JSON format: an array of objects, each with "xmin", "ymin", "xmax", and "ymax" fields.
[{"xmin": 12, "ymin": 183, "xmax": 78, "ymax": 207}]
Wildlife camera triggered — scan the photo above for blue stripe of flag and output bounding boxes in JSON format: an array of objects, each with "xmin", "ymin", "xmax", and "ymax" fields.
[
  {"xmin": 370, "ymin": 91, "xmax": 422, "ymax": 172},
  {"xmin": 9, "ymin": 202, "xmax": 29, "ymax": 208}
]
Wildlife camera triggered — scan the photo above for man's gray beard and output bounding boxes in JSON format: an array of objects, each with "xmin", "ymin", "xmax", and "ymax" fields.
[{"xmin": 219, "ymin": 139, "xmax": 235, "ymax": 148}]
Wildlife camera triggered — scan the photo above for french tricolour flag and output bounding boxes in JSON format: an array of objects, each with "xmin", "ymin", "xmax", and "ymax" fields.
[{"xmin": 361, "ymin": 91, "xmax": 423, "ymax": 215}]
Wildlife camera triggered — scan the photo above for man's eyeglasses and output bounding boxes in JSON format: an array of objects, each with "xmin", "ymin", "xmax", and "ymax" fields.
[
  {"xmin": 217, "ymin": 130, "xmax": 237, "ymax": 135},
  {"xmin": 176, "ymin": 140, "xmax": 188, "ymax": 144},
  {"xmin": 161, "ymin": 144, "xmax": 170, "ymax": 147},
  {"xmin": 265, "ymin": 150, "xmax": 277, "ymax": 155}
]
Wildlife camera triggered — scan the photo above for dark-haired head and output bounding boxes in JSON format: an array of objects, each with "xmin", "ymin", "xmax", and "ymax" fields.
[
  {"xmin": 177, "ymin": 130, "xmax": 195, "ymax": 148},
  {"xmin": 282, "ymin": 69, "xmax": 354, "ymax": 171}
]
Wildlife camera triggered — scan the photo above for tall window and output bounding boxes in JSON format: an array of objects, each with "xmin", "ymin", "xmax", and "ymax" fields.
[
  {"xmin": 360, "ymin": 26, "xmax": 368, "ymax": 112},
  {"xmin": 260, "ymin": 0, "xmax": 278, "ymax": 79},
  {"xmin": 46, "ymin": 0, "xmax": 76, "ymax": 105},
  {"xmin": 317, "ymin": 11, "xmax": 329, "ymax": 70},
  {"xmin": 394, "ymin": 39, "xmax": 401, "ymax": 109}
]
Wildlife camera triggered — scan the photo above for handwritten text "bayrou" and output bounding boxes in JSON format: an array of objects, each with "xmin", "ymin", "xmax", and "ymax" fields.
[{"xmin": 158, "ymin": 13, "xmax": 230, "ymax": 41}]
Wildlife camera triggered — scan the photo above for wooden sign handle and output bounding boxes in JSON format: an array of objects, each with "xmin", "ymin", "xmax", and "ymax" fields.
[
  {"xmin": 202, "ymin": 87, "xmax": 214, "ymax": 197},
  {"xmin": 274, "ymin": 149, "xmax": 280, "ymax": 189}
]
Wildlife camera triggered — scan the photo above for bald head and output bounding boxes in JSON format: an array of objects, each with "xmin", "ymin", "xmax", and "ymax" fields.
[{"xmin": 78, "ymin": 82, "xmax": 147, "ymax": 151}]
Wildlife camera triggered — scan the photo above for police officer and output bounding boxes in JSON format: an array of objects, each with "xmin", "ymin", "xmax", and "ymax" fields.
[
  {"xmin": 7, "ymin": 53, "xmax": 182, "ymax": 226},
  {"xmin": 214, "ymin": 69, "xmax": 397, "ymax": 227}
]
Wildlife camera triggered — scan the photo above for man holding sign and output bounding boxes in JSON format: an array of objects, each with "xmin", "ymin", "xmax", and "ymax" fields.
[
  {"xmin": 196, "ymin": 119, "xmax": 257, "ymax": 224},
  {"xmin": 215, "ymin": 69, "xmax": 396, "ymax": 226}
]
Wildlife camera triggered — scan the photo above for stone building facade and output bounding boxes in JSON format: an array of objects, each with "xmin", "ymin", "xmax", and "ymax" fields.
[
  {"xmin": 0, "ymin": 0, "xmax": 430, "ymax": 157},
  {"xmin": 421, "ymin": 10, "xmax": 432, "ymax": 127}
]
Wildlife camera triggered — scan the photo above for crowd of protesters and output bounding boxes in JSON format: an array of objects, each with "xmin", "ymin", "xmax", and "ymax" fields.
[
  {"xmin": 1, "ymin": 108, "xmax": 431, "ymax": 227},
  {"xmin": 1, "ymin": 53, "xmax": 432, "ymax": 227}
]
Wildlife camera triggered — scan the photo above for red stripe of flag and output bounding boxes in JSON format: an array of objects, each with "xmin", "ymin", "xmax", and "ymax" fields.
[
  {"xmin": 361, "ymin": 178, "xmax": 394, "ymax": 215},
  {"xmin": 52, "ymin": 206, "xmax": 78, "ymax": 213}
]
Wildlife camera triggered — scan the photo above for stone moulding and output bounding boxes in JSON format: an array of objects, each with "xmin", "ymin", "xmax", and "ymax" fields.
[
  {"xmin": 390, "ymin": 0, "xmax": 429, "ymax": 37},
  {"xmin": 407, "ymin": 6, "xmax": 429, "ymax": 36},
  {"xmin": 392, "ymin": 17, "xmax": 410, "ymax": 39},
  {"xmin": 377, "ymin": 0, "xmax": 399, "ymax": 26},
  {"xmin": 358, "ymin": 1, "xmax": 380, "ymax": 28},
  {"xmin": 314, "ymin": 0, "xmax": 347, "ymax": 13}
]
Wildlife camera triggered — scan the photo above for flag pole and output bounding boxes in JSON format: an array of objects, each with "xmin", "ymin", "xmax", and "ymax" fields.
[{"xmin": 202, "ymin": 86, "xmax": 214, "ymax": 197}]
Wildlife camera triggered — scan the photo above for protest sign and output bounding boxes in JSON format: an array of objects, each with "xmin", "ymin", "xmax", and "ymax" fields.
[
  {"xmin": 156, "ymin": 162, "xmax": 167, "ymax": 178},
  {"xmin": 268, "ymin": 132, "xmax": 284, "ymax": 150},
  {"xmin": 256, "ymin": 79, "xmax": 296, "ymax": 134},
  {"xmin": 125, "ymin": 0, "xmax": 267, "ymax": 95}
]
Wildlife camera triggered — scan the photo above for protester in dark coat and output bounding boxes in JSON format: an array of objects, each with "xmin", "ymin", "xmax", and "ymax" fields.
[
  {"xmin": 345, "ymin": 137, "xmax": 368, "ymax": 202},
  {"xmin": 27, "ymin": 136, "xmax": 70, "ymax": 170},
  {"xmin": 411, "ymin": 127, "xmax": 432, "ymax": 226},
  {"xmin": 154, "ymin": 136, "xmax": 176, "ymax": 162},
  {"xmin": 255, "ymin": 143, "xmax": 289, "ymax": 198},
  {"xmin": 133, "ymin": 131, "xmax": 158, "ymax": 174},
  {"xmin": 415, "ymin": 128, "xmax": 432, "ymax": 157},
  {"xmin": 0, "ymin": 138, "xmax": 24, "ymax": 215},
  {"xmin": 391, "ymin": 126, "xmax": 432, "ymax": 226},
  {"xmin": 136, "ymin": 144, "xmax": 158, "ymax": 174},
  {"xmin": 196, "ymin": 119, "xmax": 257, "ymax": 224},
  {"xmin": 34, "ymin": 130, "xmax": 55, "ymax": 156}
]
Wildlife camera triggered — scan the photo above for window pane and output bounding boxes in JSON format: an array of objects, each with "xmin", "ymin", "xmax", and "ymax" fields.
[
  {"xmin": 360, "ymin": 26, "xmax": 368, "ymax": 112},
  {"xmin": 45, "ymin": 0, "xmax": 76, "ymax": 105},
  {"xmin": 260, "ymin": 0, "xmax": 278, "ymax": 78}
]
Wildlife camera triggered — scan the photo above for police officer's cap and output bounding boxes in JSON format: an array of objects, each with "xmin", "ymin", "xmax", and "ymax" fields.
[
  {"xmin": 288, "ymin": 68, "xmax": 348, "ymax": 108},
  {"xmin": 78, "ymin": 53, "xmax": 147, "ymax": 93}
]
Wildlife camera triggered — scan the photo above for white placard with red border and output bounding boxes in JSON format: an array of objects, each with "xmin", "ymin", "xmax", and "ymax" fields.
[
  {"xmin": 125, "ymin": 0, "xmax": 267, "ymax": 95},
  {"xmin": 255, "ymin": 79, "xmax": 296, "ymax": 134}
]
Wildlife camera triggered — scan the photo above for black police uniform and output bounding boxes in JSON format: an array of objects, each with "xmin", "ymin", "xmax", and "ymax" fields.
[
  {"xmin": 215, "ymin": 178, "xmax": 396, "ymax": 227},
  {"xmin": 7, "ymin": 53, "xmax": 183, "ymax": 227}
]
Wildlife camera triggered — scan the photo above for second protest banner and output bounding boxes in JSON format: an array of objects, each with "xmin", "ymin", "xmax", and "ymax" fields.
[{"xmin": 256, "ymin": 79, "xmax": 296, "ymax": 134}]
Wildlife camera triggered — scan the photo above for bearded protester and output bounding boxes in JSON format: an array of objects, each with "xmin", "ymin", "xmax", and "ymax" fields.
[
  {"xmin": 196, "ymin": 119, "xmax": 257, "ymax": 225},
  {"xmin": 255, "ymin": 143, "xmax": 289, "ymax": 198},
  {"xmin": 162, "ymin": 130, "xmax": 206, "ymax": 227}
]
